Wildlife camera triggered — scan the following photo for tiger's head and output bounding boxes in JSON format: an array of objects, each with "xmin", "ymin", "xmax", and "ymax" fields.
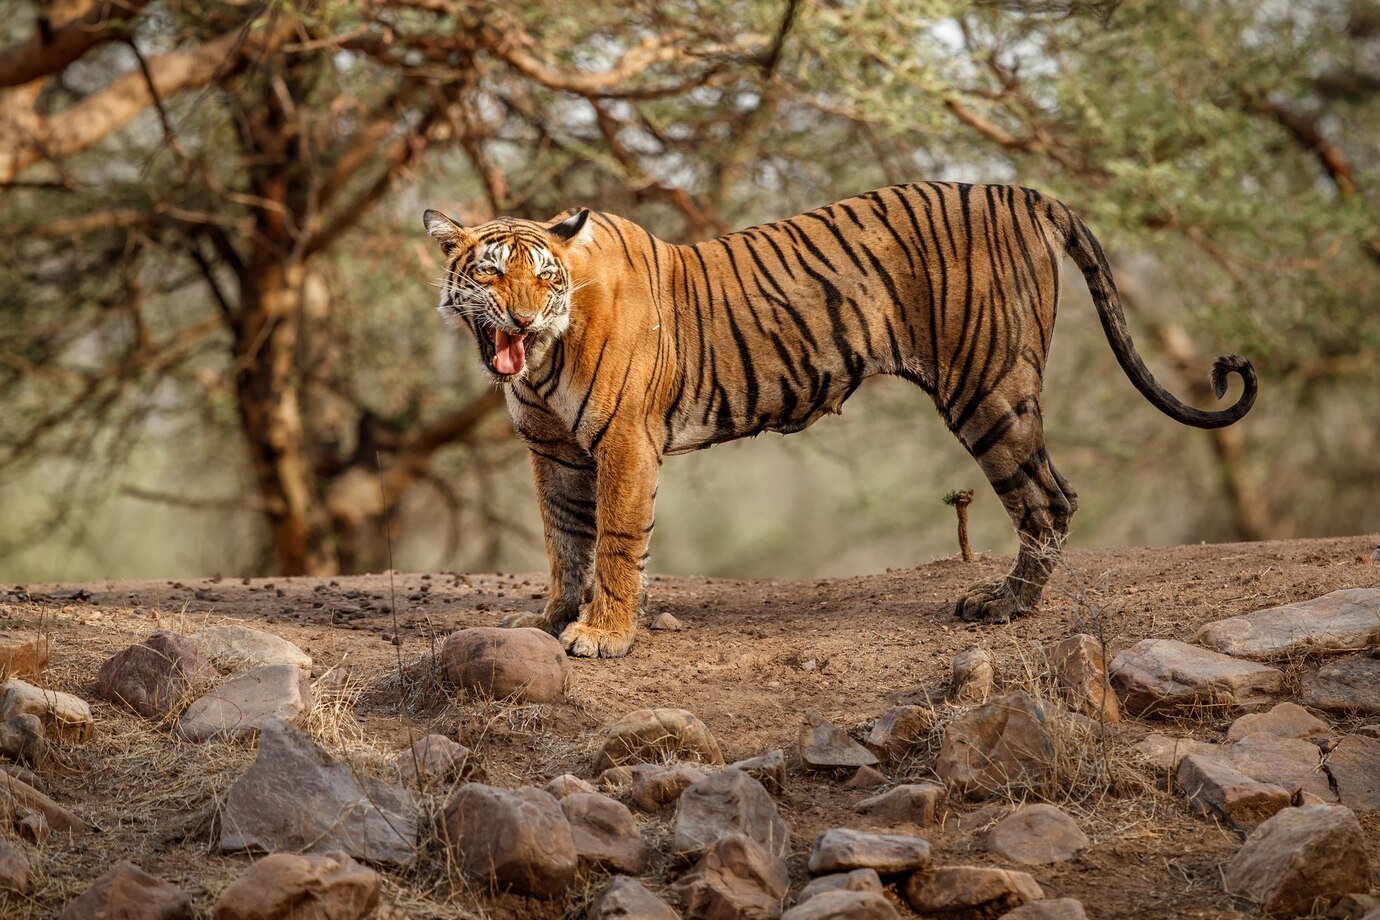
[{"xmin": 424, "ymin": 208, "xmax": 591, "ymax": 383}]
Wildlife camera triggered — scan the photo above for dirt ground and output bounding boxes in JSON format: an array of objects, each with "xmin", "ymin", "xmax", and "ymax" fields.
[{"xmin": 4, "ymin": 533, "xmax": 1380, "ymax": 918}]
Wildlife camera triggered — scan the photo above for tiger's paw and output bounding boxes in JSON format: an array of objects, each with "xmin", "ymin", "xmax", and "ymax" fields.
[
  {"xmin": 954, "ymin": 577, "xmax": 1029, "ymax": 624},
  {"xmin": 559, "ymin": 622, "xmax": 635, "ymax": 658},
  {"xmin": 498, "ymin": 611, "xmax": 554, "ymax": 633}
]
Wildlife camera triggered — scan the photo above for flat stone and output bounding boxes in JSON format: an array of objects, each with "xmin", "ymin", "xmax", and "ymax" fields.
[
  {"xmin": 546, "ymin": 774, "xmax": 597, "ymax": 799},
  {"xmin": 670, "ymin": 832, "xmax": 789, "ymax": 920},
  {"xmin": 800, "ymin": 710, "xmax": 879, "ymax": 770},
  {"xmin": 0, "ymin": 678, "xmax": 94, "ymax": 742},
  {"xmin": 442, "ymin": 627, "xmax": 569, "ymax": 703},
  {"xmin": 1195, "ymin": 589, "xmax": 1380, "ymax": 660},
  {"xmin": 0, "ymin": 631, "xmax": 50, "ymax": 680},
  {"xmin": 629, "ymin": 762, "xmax": 706, "ymax": 812},
  {"xmin": 191, "ymin": 625, "xmax": 311, "ymax": 672},
  {"xmin": 60, "ymin": 861, "xmax": 191, "ymax": 920},
  {"xmin": 1220, "ymin": 733, "xmax": 1336, "ymax": 802},
  {"xmin": 903, "ymin": 866, "xmax": 1044, "ymax": 917},
  {"xmin": 1176, "ymin": 754, "xmax": 1292, "ymax": 830},
  {"xmin": 1227, "ymin": 702, "xmax": 1331, "ymax": 742},
  {"xmin": 673, "ymin": 769, "xmax": 789, "ymax": 859},
  {"xmin": 1327, "ymin": 734, "xmax": 1380, "ymax": 812},
  {"xmin": 729, "ymin": 748, "xmax": 787, "ymax": 796},
  {"xmin": 392, "ymin": 733, "xmax": 472, "ymax": 787},
  {"xmin": 844, "ymin": 765, "xmax": 888, "ymax": 790},
  {"xmin": 1223, "ymin": 804, "xmax": 1371, "ymax": 915},
  {"xmin": 935, "ymin": 691, "xmax": 1055, "ymax": 799},
  {"xmin": 807, "ymin": 828, "xmax": 932, "ymax": 874},
  {"xmin": 1303, "ymin": 656, "xmax": 1380, "ymax": 716},
  {"xmin": 865, "ymin": 705, "xmax": 934, "ymax": 764},
  {"xmin": 220, "ymin": 718, "xmax": 417, "ymax": 867},
  {"xmin": 797, "ymin": 868, "xmax": 883, "ymax": 904},
  {"xmin": 96, "ymin": 632, "xmax": 218, "ymax": 719},
  {"xmin": 999, "ymin": 898, "xmax": 1089, "ymax": 919},
  {"xmin": 441, "ymin": 783, "xmax": 576, "ymax": 899},
  {"xmin": 1109, "ymin": 639, "xmax": 1284, "ymax": 716},
  {"xmin": 781, "ymin": 890, "xmax": 899, "ymax": 919},
  {"xmin": 212, "ymin": 851, "xmax": 379, "ymax": 920},
  {"xmin": 1133, "ymin": 734, "xmax": 1219, "ymax": 772},
  {"xmin": 587, "ymin": 876, "xmax": 677, "ymax": 920},
  {"xmin": 179, "ymin": 664, "xmax": 311, "ymax": 742},
  {"xmin": 1046, "ymin": 634, "xmax": 1119, "ymax": 722},
  {"xmin": 0, "ymin": 834, "xmax": 29, "ymax": 897},
  {"xmin": 951, "ymin": 647, "xmax": 995, "ymax": 703},
  {"xmin": 594, "ymin": 707, "xmax": 723, "ymax": 771},
  {"xmin": 561, "ymin": 792, "xmax": 648, "ymax": 874},
  {"xmin": 984, "ymin": 804, "xmax": 1089, "ymax": 865},
  {"xmin": 856, "ymin": 783, "xmax": 946, "ymax": 828}
]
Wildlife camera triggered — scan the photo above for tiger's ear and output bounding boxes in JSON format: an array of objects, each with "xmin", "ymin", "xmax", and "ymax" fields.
[
  {"xmin": 546, "ymin": 208, "xmax": 592, "ymax": 246},
  {"xmin": 423, "ymin": 209, "xmax": 474, "ymax": 255}
]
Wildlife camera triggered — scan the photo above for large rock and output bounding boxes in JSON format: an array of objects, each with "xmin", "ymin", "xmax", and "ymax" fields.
[
  {"xmin": 1138, "ymin": 732, "xmax": 1334, "ymax": 803},
  {"xmin": 729, "ymin": 749, "xmax": 788, "ymax": 796},
  {"xmin": 441, "ymin": 627, "xmax": 569, "ymax": 703},
  {"xmin": 392, "ymin": 734, "xmax": 472, "ymax": 787},
  {"xmin": 192, "ymin": 625, "xmax": 311, "ymax": 673},
  {"xmin": 441, "ymin": 783, "xmax": 576, "ymax": 899},
  {"xmin": 179, "ymin": 665, "xmax": 311, "ymax": 742},
  {"xmin": 1226, "ymin": 702, "xmax": 1330, "ymax": 743},
  {"xmin": 1327, "ymin": 734, "xmax": 1380, "ymax": 812},
  {"xmin": 903, "ymin": 866, "xmax": 1044, "ymax": 917},
  {"xmin": 0, "ymin": 834, "xmax": 29, "ymax": 897},
  {"xmin": 213, "ymin": 851, "xmax": 379, "ymax": 920},
  {"xmin": 951, "ymin": 647, "xmax": 995, "ymax": 703},
  {"xmin": 587, "ymin": 876, "xmax": 677, "ymax": 920},
  {"xmin": 807, "ymin": 828, "xmax": 932, "ymax": 875},
  {"xmin": 670, "ymin": 832, "xmax": 789, "ymax": 920},
  {"xmin": 1176, "ymin": 753, "xmax": 1292, "ymax": 830},
  {"xmin": 0, "ymin": 679, "xmax": 94, "ymax": 742},
  {"xmin": 999, "ymin": 899, "xmax": 1088, "ymax": 919},
  {"xmin": 59, "ymin": 861, "xmax": 191, "ymax": 920},
  {"xmin": 984, "ymin": 804, "xmax": 1089, "ymax": 865},
  {"xmin": 96, "ymin": 632, "xmax": 218, "ymax": 719},
  {"xmin": 796, "ymin": 868, "xmax": 883, "ymax": 904},
  {"xmin": 673, "ymin": 769, "xmax": 789, "ymax": 859},
  {"xmin": 1195, "ymin": 589, "xmax": 1380, "ymax": 660},
  {"xmin": 1109, "ymin": 639, "xmax": 1283, "ymax": 716},
  {"xmin": 630, "ymin": 763, "xmax": 707, "ymax": 812},
  {"xmin": 935, "ymin": 691, "xmax": 1055, "ymax": 799},
  {"xmin": 856, "ymin": 783, "xmax": 946, "ymax": 828},
  {"xmin": 800, "ymin": 710, "xmax": 878, "ymax": 770},
  {"xmin": 865, "ymin": 706, "xmax": 934, "ymax": 764},
  {"xmin": 220, "ymin": 718, "xmax": 417, "ymax": 867},
  {"xmin": 1303, "ymin": 656, "xmax": 1380, "ymax": 716},
  {"xmin": 1223, "ymin": 804, "xmax": 1371, "ymax": 915},
  {"xmin": 1046, "ymin": 634, "xmax": 1119, "ymax": 722},
  {"xmin": 595, "ymin": 707, "xmax": 723, "ymax": 771},
  {"xmin": 781, "ymin": 890, "xmax": 899, "ymax": 920},
  {"xmin": 561, "ymin": 792, "xmax": 648, "ymax": 874},
  {"xmin": 0, "ymin": 631, "xmax": 50, "ymax": 680}
]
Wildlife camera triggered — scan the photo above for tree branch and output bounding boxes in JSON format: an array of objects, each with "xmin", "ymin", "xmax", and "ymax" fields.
[{"xmin": 0, "ymin": 0, "xmax": 152, "ymax": 89}]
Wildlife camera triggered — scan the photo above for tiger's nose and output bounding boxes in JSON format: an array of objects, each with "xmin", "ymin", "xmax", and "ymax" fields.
[{"xmin": 511, "ymin": 311, "xmax": 536, "ymax": 329}]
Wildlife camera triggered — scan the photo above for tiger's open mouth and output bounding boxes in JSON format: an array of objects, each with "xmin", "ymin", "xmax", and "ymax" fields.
[{"xmin": 479, "ymin": 328, "xmax": 528, "ymax": 378}]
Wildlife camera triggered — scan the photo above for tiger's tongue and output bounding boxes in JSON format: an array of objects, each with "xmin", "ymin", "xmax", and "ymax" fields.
[{"xmin": 493, "ymin": 329, "xmax": 526, "ymax": 376}]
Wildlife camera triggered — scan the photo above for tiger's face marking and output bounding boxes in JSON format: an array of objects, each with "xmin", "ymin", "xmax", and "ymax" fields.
[{"xmin": 423, "ymin": 208, "xmax": 591, "ymax": 382}]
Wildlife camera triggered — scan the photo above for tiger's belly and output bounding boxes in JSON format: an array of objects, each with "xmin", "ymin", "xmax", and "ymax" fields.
[{"xmin": 661, "ymin": 370, "xmax": 866, "ymax": 455}]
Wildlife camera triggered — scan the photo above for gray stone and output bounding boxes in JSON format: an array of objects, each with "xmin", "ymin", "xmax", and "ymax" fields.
[
  {"xmin": 730, "ymin": 748, "xmax": 787, "ymax": 796},
  {"xmin": 671, "ymin": 832, "xmax": 789, "ymax": 920},
  {"xmin": 0, "ymin": 713, "xmax": 42, "ymax": 762},
  {"xmin": 984, "ymin": 804, "xmax": 1089, "ymax": 865},
  {"xmin": 1223, "ymin": 804, "xmax": 1371, "ymax": 915},
  {"xmin": 442, "ymin": 627, "xmax": 569, "ymax": 703},
  {"xmin": 441, "ymin": 783, "xmax": 576, "ymax": 900},
  {"xmin": 807, "ymin": 828, "xmax": 931, "ymax": 875},
  {"xmin": 844, "ymin": 765, "xmax": 888, "ymax": 789},
  {"xmin": 796, "ymin": 868, "xmax": 883, "ymax": 904},
  {"xmin": 587, "ymin": 876, "xmax": 677, "ymax": 920},
  {"xmin": 781, "ymin": 890, "xmax": 899, "ymax": 920},
  {"xmin": 546, "ymin": 774, "xmax": 597, "ymax": 799},
  {"xmin": 392, "ymin": 733, "xmax": 472, "ymax": 787},
  {"xmin": 855, "ymin": 783, "xmax": 946, "ymax": 828},
  {"xmin": 935, "ymin": 691, "xmax": 1055, "ymax": 799},
  {"xmin": 59, "ymin": 861, "xmax": 192, "ymax": 920},
  {"xmin": 1109, "ymin": 639, "xmax": 1283, "ymax": 716},
  {"xmin": 1327, "ymin": 734, "xmax": 1380, "ymax": 812},
  {"xmin": 1195, "ymin": 589, "xmax": 1380, "ymax": 660},
  {"xmin": 629, "ymin": 763, "xmax": 707, "ymax": 812},
  {"xmin": 903, "ymin": 866, "xmax": 1044, "ymax": 917},
  {"xmin": 562, "ymin": 792, "xmax": 648, "ymax": 874},
  {"xmin": 999, "ymin": 899, "xmax": 1089, "ymax": 919},
  {"xmin": 595, "ymin": 707, "xmax": 723, "ymax": 771},
  {"xmin": 0, "ymin": 678, "xmax": 94, "ymax": 742},
  {"xmin": 1227, "ymin": 702, "xmax": 1331, "ymax": 743},
  {"xmin": 191, "ymin": 625, "xmax": 312, "ymax": 672},
  {"xmin": 212, "ymin": 851, "xmax": 379, "ymax": 920},
  {"xmin": 179, "ymin": 664, "xmax": 311, "ymax": 742},
  {"xmin": 673, "ymin": 769, "xmax": 789, "ymax": 859},
  {"xmin": 1303, "ymin": 656, "xmax": 1380, "ymax": 716},
  {"xmin": 96, "ymin": 632, "xmax": 218, "ymax": 719},
  {"xmin": 864, "ymin": 705, "xmax": 934, "ymax": 764},
  {"xmin": 1175, "ymin": 754, "xmax": 1292, "ymax": 830},
  {"xmin": 800, "ymin": 710, "xmax": 878, "ymax": 770}
]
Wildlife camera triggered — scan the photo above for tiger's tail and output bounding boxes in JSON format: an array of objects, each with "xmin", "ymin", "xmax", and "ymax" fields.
[{"xmin": 1063, "ymin": 210, "xmax": 1257, "ymax": 429}]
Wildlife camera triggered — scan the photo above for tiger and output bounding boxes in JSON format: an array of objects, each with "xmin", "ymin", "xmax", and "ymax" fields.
[{"xmin": 423, "ymin": 182, "xmax": 1256, "ymax": 658}]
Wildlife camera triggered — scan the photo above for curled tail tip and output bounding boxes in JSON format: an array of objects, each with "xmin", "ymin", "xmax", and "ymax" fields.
[{"xmin": 1210, "ymin": 354, "xmax": 1256, "ymax": 402}]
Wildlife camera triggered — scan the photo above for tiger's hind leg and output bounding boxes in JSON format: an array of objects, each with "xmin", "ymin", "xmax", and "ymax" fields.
[{"xmin": 952, "ymin": 394, "xmax": 1077, "ymax": 624}]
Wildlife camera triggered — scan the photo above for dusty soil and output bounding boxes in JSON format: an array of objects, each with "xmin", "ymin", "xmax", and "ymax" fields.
[{"xmin": 4, "ymin": 533, "xmax": 1380, "ymax": 918}]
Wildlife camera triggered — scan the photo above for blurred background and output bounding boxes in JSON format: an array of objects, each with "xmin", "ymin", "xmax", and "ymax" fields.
[{"xmin": 1, "ymin": 0, "xmax": 1376, "ymax": 583}]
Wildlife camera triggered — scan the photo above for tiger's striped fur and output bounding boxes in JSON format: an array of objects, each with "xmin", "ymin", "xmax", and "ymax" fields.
[{"xmin": 425, "ymin": 182, "xmax": 1256, "ymax": 658}]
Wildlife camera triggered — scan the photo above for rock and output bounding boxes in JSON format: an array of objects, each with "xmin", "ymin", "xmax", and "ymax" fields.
[
  {"xmin": 441, "ymin": 783, "xmax": 576, "ymax": 899},
  {"xmin": 595, "ymin": 707, "xmax": 724, "ymax": 771},
  {"xmin": 0, "ymin": 713, "xmax": 43, "ymax": 762},
  {"xmin": 670, "ymin": 832, "xmax": 789, "ymax": 920},
  {"xmin": 59, "ymin": 861, "xmax": 192, "ymax": 920},
  {"xmin": 441, "ymin": 627, "xmax": 569, "ymax": 703},
  {"xmin": 597, "ymin": 764, "xmax": 647, "ymax": 790},
  {"xmin": 1046, "ymin": 634, "xmax": 1119, "ymax": 722},
  {"xmin": 956, "ymin": 802, "xmax": 1011, "ymax": 831},
  {"xmin": 0, "ymin": 766, "xmax": 92, "ymax": 834},
  {"xmin": 220, "ymin": 718, "xmax": 417, "ymax": 867},
  {"xmin": 192, "ymin": 625, "xmax": 312, "ymax": 673},
  {"xmin": 865, "ymin": 706, "xmax": 934, "ymax": 764},
  {"xmin": 392, "ymin": 734, "xmax": 471, "ymax": 787},
  {"xmin": 1215, "ymin": 733, "xmax": 1335, "ymax": 802},
  {"xmin": 0, "ymin": 631, "xmax": 50, "ymax": 680},
  {"xmin": 0, "ymin": 834, "xmax": 29, "ymax": 897},
  {"xmin": 1303, "ymin": 656, "xmax": 1380, "ymax": 716},
  {"xmin": 844, "ymin": 765, "xmax": 888, "ymax": 789},
  {"xmin": 587, "ymin": 876, "xmax": 678, "ymax": 920},
  {"xmin": 1133, "ymin": 733, "xmax": 1218, "ymax": 773},
  {"xmin": 212, "ymin": 851, "xmax": 379, "ymax": 920},
  {"xmin": 650, "ymin": 612, "xmax": 683, "ymax": 631},
  {"xmin": 1195, "ymin": 589, "xmax": 1380, "ymax": 660},
  {"xmin": 999, "ymin": 898, "xmax": 1089, "ymax": 919},
  {"xmin": 1223, "ymin": 804, "xmax": 1371, "ymax": 915},
  {"xmin": 856, "ymin": 783, "xmax": 946, "ymax": 828},
  {"xmin": 984, "ymin": 804, "xmax": 1089, "ymax": 865},
  {"xmin": 16, "ymin": 809, "xmax": 47, "ymax": 844},
  {"xmin": 0, "ymin": 679, "xmax": 94, "ymax": 742},
  {"xmin": 807, "ymin": 828, "xmax": 931, "ymax": 874},
  {"xmin": 935, "ymin": 691, "xmax": 1055, "ymax": 799},
  {"xmin": 1330, "ymin": 894, "xmax": 1380, "ymax": 920},
  {"xmin": 799, "ymin": 710, "xmax": 878, "ymax": 770},
  {"xmin": 1327, "ymin": 734, "xmax": 1380, "ymax": 812},
  {"xmin": 562, "ymin": 792, "xmax": 648, "ymax": 874},
  {"xmin": 673, "ymin": 769, "xmax": 789, "ymax": 859},
  {"xmin": 1176, "ymin": 753, "xmax": 1292, "ymax": 829},
  {"xmin": 781, "ymin": 890, "xmax": 899, "ymax": 919},
  {"xmin": 1227, "ymin": 702, "xmax": 1331, "ymax": 742},
  {"xmin": 952, "ymin": 647, "xmax": 995, "ymax": 702},
  {"xmin": 796, "ymin": 868, "xmax": 883, "ymax": 904},
  {"xmin": 630, "ymin": 763, "xmax": 707, "ymax": 812},
  {"xmin": 1355, "ymin": 725, "xmax": 1380, "ymax": 739},
  {"xmin": 1109, "ymin": 639, "xmax": 1284, "ymax": 716},
  {"xmin": 903, "ymin": 866, "xmax": 1044, "ymax": 918},
  {"xmin": 96, "ymin": 632, "xmax": 218, "ymax": 719},
  {"xmin": 179, "ymin": 664, "xmax": 312, "ymax": 742},
  {"xmin": 730, "ymin": 749, "xmax": 787, "ymax": 796},
  {"xmin": 546, "ymin": 774, "xmax": 597, "ymax": 799}
]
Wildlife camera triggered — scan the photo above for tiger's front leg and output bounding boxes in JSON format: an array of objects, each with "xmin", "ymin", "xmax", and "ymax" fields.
[{"xmin": 559, "ymin": 431, "xmax": 659, "ymax": 658}]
